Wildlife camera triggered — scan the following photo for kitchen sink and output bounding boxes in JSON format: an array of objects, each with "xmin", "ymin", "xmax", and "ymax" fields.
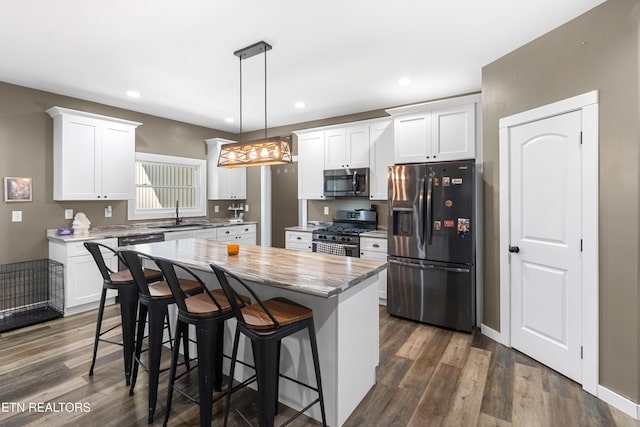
[{"xmin": 150, "ymin": 223, "xmax": 209, "ymax": 229}]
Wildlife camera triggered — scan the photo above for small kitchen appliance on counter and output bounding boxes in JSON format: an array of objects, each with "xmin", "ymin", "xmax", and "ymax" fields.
[{"xmin": 312, "ymin": 209, "xmax": 377, "ymax": 257}]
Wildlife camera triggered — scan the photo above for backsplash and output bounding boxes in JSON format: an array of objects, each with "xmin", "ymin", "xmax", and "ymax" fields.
[{"xmin": 307, "ymin": 199, "xmax": 389, "ymax": 229}]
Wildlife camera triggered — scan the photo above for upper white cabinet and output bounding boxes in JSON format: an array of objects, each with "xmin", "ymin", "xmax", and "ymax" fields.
[
  {"xmin": 205, "ymin": 138, "xmax": 247, "ymax": 200},
  {"xmin": 47, "ymin": 107, "xmax": 141, "ymax": 201},
  {"xmin": 295, "ymin": 130, "xmax": 326, "ymax": 200},
  {"xmin": 369, "ymin": 120, "xmax": 393, "ymax": 200},
  {"xmin": 387, "ymin": 94, "xmax": 480, "ymax": 164},
  {"xmin": 295, "ymin": 118, "xmax": 393, "ymax": 200},
  {"xmin": 324, "ymin": 125, "xmax": 370, "ymax": 169}
]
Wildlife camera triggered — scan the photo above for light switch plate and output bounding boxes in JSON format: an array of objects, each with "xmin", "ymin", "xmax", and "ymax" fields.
[
  {"xmin": 104, "ymin": 205, "xmax": 112, "ymax": 218},
  {"xmin": 64, "ymin": 209, "xmax": 74, "ymax": 219},
  {"xmin": 214, "ymin": 205, "xmax": 219, "ymax": 213},
  {"xmin": 12, "ymin": 211, "xmax": 22, "ymax": 222},
  {"xmin": 324, "ymin": 206, "xmax": 329, "ymax": 215},
  {"xmin": 244, "ymin": 204, "xmax": 249, "ymax": 212}
]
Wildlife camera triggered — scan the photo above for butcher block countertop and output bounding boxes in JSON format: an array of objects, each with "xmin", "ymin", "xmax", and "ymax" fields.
[{"xmin": 128, "ymin": 238, "xmax": 387, "ymax": 298}]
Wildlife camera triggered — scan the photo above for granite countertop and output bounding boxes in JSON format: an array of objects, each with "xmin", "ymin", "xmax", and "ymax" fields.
[
  {"xmin": 128, "ymin": 238, "xmax": 386, "ymax": 298},
  {"xmin": 47, "ymin": 220, "xmax": 258, "ymax": 243},
  {"xmin": 360, "ymin": 230, "xmax": 388, "ymax": 239},
  {"xmin": 284, "ymin": 225, "xmax": 324, "ymax": 232}
]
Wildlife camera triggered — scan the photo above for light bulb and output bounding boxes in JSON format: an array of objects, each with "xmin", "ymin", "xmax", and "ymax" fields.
[
  {"xmin": 249, "ymin": 148, "xmax": 257, "ymax": 159},
  {"xmin": 260, "ymin": 147, "xmax": 269, "ymax": 157}
]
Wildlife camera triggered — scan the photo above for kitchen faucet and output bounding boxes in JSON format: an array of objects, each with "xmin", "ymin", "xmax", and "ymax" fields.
[{"xmin": 175, "ymin": 200, "xmax": 183, "ymax": 225}]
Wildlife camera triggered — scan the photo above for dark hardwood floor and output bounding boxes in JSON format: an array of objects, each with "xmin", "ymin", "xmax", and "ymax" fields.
[{"xmin": 0, "ymin": 305, "xmax": 637, "ymax": 426}]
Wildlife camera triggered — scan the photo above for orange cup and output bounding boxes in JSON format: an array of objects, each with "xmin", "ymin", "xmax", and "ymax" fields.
[{"xmin": 227, "ymin": 244, "xmax": 240, "ymax": 256}]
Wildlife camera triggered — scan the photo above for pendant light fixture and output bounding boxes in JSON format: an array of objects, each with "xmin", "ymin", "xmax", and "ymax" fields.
[{"xmin": 217, "ymin": 41, "xmax": 293, "ymax": 168}]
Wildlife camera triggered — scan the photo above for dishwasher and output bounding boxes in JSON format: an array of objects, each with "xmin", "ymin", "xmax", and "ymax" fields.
[{"xmin": 117, "ymin": 233, "xmax": 165, "ymax": 270}]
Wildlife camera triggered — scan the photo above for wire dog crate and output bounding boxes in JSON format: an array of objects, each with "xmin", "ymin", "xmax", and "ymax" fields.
[{"xmin": 0, "ymin": 259, "xmax": 64, "ymax": 332}]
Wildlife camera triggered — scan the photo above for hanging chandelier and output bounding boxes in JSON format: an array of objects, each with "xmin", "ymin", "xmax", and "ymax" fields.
[{"xmin": 217, "ymin": 41, "xmax": 293, "ymax": 168}]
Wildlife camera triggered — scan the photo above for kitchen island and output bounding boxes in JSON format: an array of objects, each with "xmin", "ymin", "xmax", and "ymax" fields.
[{"xmin": 128, "ymin": 238, "xmax": 386, "ymax": 427}]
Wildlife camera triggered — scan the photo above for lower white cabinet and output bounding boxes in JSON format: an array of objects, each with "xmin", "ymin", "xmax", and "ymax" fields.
[
  {"xmin": 216, "ymin": 224, "xmax": 257, "ymax": 244},
  {"xmin": 164, "ymin": 230, "xmax": 194, "ymax": 241},
  {"xmin": 49, "ymin": 238, "xmax": 118, "ymax": 315},
  {"xmin": 360, "ymin": 237, "xmax": 388, "ymax": 304},
  {"xmin": 166, "ymin": 224, "xmax": 257, "ymax": 245},
  {"xmin": 285, "ymin": 230, "xmax": 313, "ymax": 252}
]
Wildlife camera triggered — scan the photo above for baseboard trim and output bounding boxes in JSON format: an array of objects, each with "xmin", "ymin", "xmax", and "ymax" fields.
[
  {"xmin": 480, "ymin": 323, "xmax": 507, "ymax": 346},
  {"xmin": 597, "ymin": 385, "xmax": 640, "ymax": 420}
]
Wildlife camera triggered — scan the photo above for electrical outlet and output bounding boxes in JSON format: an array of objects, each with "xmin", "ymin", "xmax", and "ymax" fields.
[
  {"xmin": 65, "ymin": 209, "xmax": 74, "ymax": 219},
  {"xmin": 12, "ymin": 211, "xmax": 22, "ymax": 222},
  {"xmin": 323, "ymin": 206, "xmax": 329, "ymax": 215},
  {"xmin": 104, "ymin": 205, "xmax": 112, "ymax": 218},
  {"xmin": 214, "ymin": 205, "xmax": 219, "ymax": 213},
  {"xmin": 244, "ymin": 204, "xmax": 249, "ymax": 212}
]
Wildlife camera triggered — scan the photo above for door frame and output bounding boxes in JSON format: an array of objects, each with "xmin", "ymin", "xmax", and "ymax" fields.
[{"xmin": 498, "ymin": 91, "xmax": 599, "ymax": 395}]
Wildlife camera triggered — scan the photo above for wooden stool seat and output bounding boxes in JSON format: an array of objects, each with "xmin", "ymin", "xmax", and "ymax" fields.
[
  {"xmin": 147, "ymin": 278, "xmax": 201, "ymax": 300},
  {"xmin": 241, "ymin": 297, "xmax": 313, "ymax": 330},
  {"xmin": 185, "ymin": 289, "xmax": 249, "ymax": 317},
  {"xmin": 110, "ymin": 268, "xmax": 162, "ymax": 285}
]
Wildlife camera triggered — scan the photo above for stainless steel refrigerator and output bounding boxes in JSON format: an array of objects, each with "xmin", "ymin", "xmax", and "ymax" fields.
[{"xmin": 387, "ymin": 161, "xmax": 475, "ymax": 331}]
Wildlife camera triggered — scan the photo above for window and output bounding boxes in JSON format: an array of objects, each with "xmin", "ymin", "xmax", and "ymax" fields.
[{"xmin": 128, "ymin": 153, "xmax": 206, "ymax": 220}]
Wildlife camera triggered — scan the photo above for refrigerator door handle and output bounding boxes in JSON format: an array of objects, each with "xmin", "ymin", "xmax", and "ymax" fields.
[
  {"xmin": 388, "ymin": 259, "xmax": 470, "ymax": 274},
  {"xmin": 418, "ymin": 177, "xmax": 425, "ymax": 246},
  {"xmin": 426, "ymin": 170, "xmax": 435, "ymax": 245}
]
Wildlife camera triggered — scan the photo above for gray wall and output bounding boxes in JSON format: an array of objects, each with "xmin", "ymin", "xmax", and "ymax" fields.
[
  {"xmin": 0, "ymin": 82, "xmax": 234, "ymax": 264},
  {"xmin": 482, "ymin": 0, "xmax": 639, "ymax": 402}
]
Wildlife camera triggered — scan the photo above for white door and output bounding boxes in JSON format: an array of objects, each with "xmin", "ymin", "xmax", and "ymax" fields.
[{"xmin": 508, "ymin": 110, "xmax": 582, "ymax": 383}]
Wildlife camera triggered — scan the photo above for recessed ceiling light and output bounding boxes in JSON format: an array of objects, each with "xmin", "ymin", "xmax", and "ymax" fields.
[
  {"xmin": 225, "ymin": 117, "xmax": 235, "ymax": 123},
  {"xmin": 126, "ymin": 90, "xmax": 141, "ymax": 98},
  {"xmin": 398, "ymin": 78, "xmax": 412, "ymax": 86},
  {"xmin": 294, "ymin": 102, "xmax": 306, "ymax": 109}
]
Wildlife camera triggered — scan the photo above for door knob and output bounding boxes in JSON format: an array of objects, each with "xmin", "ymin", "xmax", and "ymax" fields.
[{"xmin": 508, "ymin": 245, "xmax": 520, "ymax": 253}]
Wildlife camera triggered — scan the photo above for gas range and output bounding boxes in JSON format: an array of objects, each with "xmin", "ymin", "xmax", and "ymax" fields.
[{"xmin": 312, "ymin": 210, "xmax": 377, "ymax": 257}]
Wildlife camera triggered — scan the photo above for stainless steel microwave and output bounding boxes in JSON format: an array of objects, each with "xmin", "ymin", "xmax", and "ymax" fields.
[{"xmin": 323, "ymin": 168, "xmax": 369, "ymax": 197}]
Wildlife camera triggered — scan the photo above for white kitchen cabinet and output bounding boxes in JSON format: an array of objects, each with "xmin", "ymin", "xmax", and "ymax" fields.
[
  {"xmin": 360, "ymin": 237, "xmax": 388, "ymax": 304},
  {"xmin": 47, "ymin": 107, "xmax": 140, "ymax": 201},
  {"xmin": 387, "ymin": 94, "xmax": 479, "ymax": 164},
  {"xmin": 324, "ymin": 125, "xmax": 370, "ymax": 169},
  {"xmin": 164, "ymin": 230, "xmax": 193, "ymax": 241},
  {"xmin": 296, "ymin": 130, "xmax": 325, "ymax": 200},
  {"xmin": 191, "ymin": 228, "xmax": 217, "ymax": 239},
  {"xmin": 48, "ymin": 238, "xmax": 118, "ymax": 315},
  {"xmin": 285, "ymin": 230, "xmax": 313, "ymax": 252},
  {"xmin": 430, "ymin": 103, "xmax": 476, "ymax": 162},
  {"xmin": 368, "ymin": 120, "xmax": 393, "ymax": 200},
  {"xmin": 393, "ymin": 112, "xmax": 432, "ymax": 164},
  {"xmin": 205, "ymin": 138, "xmax": 247, "ymax": 200},
  {"xmin": 216, "ymin": 224, "xmax": 257, "ymax": 244}
]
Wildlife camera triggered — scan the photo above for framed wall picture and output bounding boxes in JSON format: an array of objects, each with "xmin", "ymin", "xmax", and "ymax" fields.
[{"xmin": 4, "ymin": 177, "xmax": 32, "ymax": 202}]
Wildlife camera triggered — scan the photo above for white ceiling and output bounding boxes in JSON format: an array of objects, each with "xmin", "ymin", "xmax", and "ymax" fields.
[{"xmin": 1, "ymin": 0, "xmax": 606, "ymax": 133}]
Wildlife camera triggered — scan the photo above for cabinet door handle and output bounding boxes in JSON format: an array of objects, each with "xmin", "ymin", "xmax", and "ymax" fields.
[
  {"xmin": 372, "ymin": 243, "xmax": 379, "ymax": 248},
  {"xmin": 296, "ymin": 236, "xmax": 301, "ymax": 240}
]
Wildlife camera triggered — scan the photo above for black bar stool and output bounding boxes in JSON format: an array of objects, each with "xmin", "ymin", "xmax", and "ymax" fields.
[
  {"xmin": 119, "ymin": 250, "xmax": 204, "ymax": 424},
  {"xmin": 210, "ymin": 262, "xmax": 327, "ymax": 427},
  {"xmin": 153, "ymin": 257, "xmax": 249, "ymax": 427},
  {"xmin": 84, "ymin": 241, "xmax": 163, "ymax": 386}
]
